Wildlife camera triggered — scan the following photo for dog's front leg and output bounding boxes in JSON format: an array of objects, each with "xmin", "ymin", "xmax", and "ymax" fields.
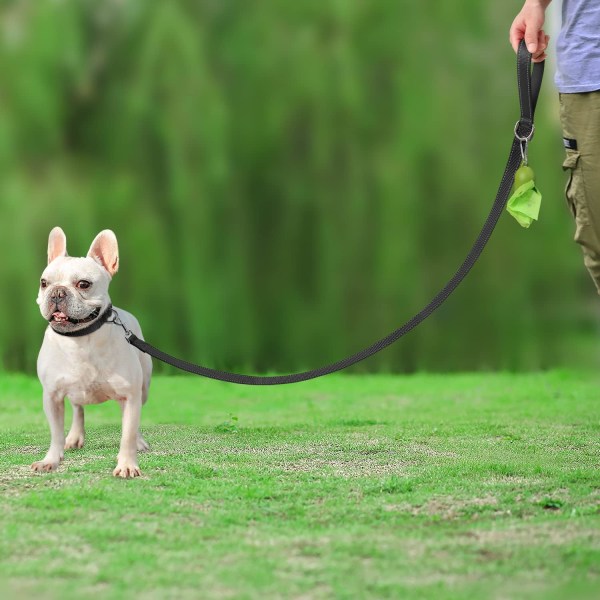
[
  {"xmin": 113, "ymin": 393, "xmax": 142, "ymax": 478},
  {"xmin": 31, "ymin": 391, "xmax": 65, "ymax": 472}
]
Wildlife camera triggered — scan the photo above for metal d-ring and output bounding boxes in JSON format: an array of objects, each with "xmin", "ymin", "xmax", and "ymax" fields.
[
  {"xmin": 514, "ymin": 120, "xmax": 535, "ymax": 142},
  {"xmin": 514, "ymin": 121, "xmax": 534, "ymax": 166}
]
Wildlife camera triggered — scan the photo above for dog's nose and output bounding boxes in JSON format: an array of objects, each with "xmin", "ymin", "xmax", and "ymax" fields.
[{"xmin": 50, "ymin": 287, "xmax": 68, "ymax": 302}]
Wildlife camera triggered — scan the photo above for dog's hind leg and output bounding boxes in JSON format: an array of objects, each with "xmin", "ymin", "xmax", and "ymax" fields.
[
  {"xmin": 136, "ymin": 432, "xmax": 150, "ymax": 452},
  {"xmin": 65, "ymin": 403, "xmax": 85, "ymax": 450},
  {"xmin": 138, "ymin": 368, "xmax": 151, "ymax": 452}
]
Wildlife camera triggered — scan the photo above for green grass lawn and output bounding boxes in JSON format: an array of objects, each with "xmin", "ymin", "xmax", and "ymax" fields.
[{"xmin": 0, "ymin": 371, "xmax": 599, "ymax": 599}]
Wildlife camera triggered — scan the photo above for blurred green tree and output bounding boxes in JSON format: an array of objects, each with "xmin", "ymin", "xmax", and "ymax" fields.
[{"xmin": 0, "ymin": 0, "xmax": 593, "ymax": 373}]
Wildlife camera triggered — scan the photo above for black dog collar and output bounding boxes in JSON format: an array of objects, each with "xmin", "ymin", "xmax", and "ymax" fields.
[{"xmin": 49, "ymin": 304, "xmax": 113, "ymax": 338}]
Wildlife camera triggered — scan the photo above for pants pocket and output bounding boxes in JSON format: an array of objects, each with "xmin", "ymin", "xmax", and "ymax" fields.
[{"xmin": 562, "ymin": 151, "xmax": 589, "ymax": 226}]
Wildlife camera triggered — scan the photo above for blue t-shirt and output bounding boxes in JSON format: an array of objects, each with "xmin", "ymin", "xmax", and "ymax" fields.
[{"xmin": 555, "ymin": 0, "xmax": 600, "ymax": 92}]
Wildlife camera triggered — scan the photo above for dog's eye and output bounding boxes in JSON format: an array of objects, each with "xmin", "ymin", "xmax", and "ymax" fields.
[
  {"xmin": 77, "ymin": 280, "xmax": 92, "ymax": 290},
  {"xmin": 40, "ymin": 279, "xmax": 48, "ymax": 289}
]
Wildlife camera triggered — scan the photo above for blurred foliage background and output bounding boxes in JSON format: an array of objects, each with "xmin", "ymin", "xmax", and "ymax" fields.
[{"xmin": 0, "ymin": 0, "xmax": 597, "ymax": 374}]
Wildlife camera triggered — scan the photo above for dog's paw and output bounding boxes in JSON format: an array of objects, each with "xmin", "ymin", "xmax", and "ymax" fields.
[
  {"xmin": 137, "ymin": 435, "xmax": 150, "ymax": 453},
  {"xmin": 64, "ymin": 434, "xmax": 85, "ymax": 450},
  {"xmin": 31, "ymin": 460, "xmax": 59, "ymax": 473},
  {"xmin": 113, "ymin": 462, "xmax": 141, "ymax": 478}
]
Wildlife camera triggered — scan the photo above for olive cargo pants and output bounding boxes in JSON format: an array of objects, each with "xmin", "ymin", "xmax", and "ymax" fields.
[{"xmin": 559, "ymin": 91, "xmax": 600, "ymax": 293}]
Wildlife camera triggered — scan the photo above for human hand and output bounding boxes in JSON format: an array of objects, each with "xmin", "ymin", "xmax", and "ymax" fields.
[{"xmin": 509, "ymin": 1, "xmax": 550, "ymax": 63}]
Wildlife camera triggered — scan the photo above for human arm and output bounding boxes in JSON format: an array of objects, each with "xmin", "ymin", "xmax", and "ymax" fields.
[{"xmin": 509, "ymin": 1, "xmax": 552, "ymax": 62}]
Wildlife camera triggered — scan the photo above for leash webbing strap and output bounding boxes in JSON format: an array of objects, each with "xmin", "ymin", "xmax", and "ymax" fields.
[{"xmin": 126, "ymin": 42, "xmax": 544, "ymax": 385}]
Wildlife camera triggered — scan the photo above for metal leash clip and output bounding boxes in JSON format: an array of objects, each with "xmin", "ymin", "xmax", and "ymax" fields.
[
  {"xmin": 514, "ymin": 121, "xmax": 534, "ymax": 166},
  {"xmin": 107, "ymin": 308, "xmax": 134, "ymax": 341}
]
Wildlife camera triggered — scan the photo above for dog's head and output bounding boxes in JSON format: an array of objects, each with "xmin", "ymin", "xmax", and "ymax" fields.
[{"xmin": 37, "ymin": 227, "xmax": 119, "ymax": 334}]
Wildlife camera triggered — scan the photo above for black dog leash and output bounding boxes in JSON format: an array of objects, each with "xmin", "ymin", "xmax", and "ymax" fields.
[{"xmin": 115, "ymin": 42, "xmax": 543, "ymax": 385}]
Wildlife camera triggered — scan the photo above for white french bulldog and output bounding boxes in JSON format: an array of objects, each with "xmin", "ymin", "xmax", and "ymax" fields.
[{"xmin": 33, "ymin": 227, "xmax": 152, "ymax": 478}]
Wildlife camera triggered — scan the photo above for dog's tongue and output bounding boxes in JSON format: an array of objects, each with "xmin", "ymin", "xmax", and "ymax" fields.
[{"xmin": 52, "ymin": 311, "xmax": 68, "ymax": 323}]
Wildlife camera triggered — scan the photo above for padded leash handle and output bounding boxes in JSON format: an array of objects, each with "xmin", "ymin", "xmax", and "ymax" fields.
[
  {"xmin": 125, "ymin": 42, "xmax": 544, "ymax": 385},
  {"xmin": 516, "ymin": 39, "xmax": 544, "ymax": 139}
]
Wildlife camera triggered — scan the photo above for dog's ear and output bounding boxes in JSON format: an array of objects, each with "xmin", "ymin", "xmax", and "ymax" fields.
[
  {"xmin": 47, "ymin": 227, "xmax": 68, "ymax": 264},
  {"xmin": 87, "ymin": 230, "xmax": 119, "ymax": 277}
]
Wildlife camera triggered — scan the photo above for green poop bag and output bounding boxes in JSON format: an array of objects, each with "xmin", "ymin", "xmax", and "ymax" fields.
[{"xmin": 506, "ymin": 164, "xmax": 542, "ymax": 228}]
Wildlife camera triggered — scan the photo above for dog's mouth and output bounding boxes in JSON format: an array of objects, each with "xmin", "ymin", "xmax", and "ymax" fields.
[{"xmin": 49, "ymin": 306, "xmax": 101, "ymax": 327}]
